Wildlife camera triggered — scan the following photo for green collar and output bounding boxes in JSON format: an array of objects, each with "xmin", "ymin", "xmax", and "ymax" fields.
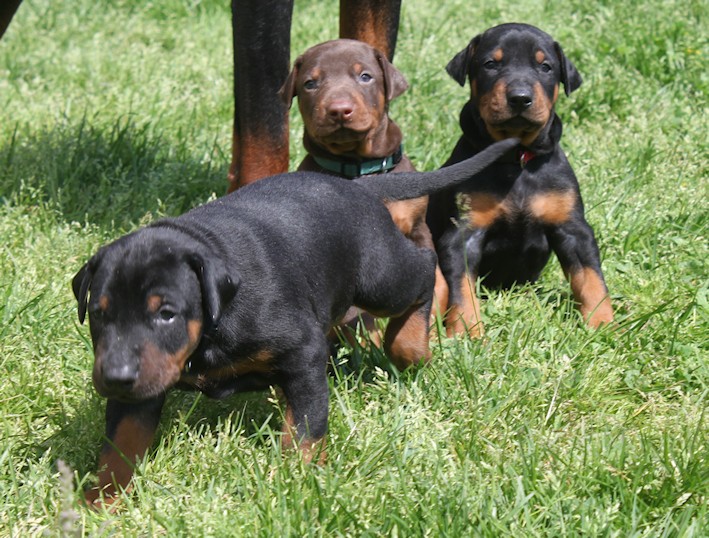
[{"xmin": 313, "ymin": 145, "xmax": 403, "ymax": 178}]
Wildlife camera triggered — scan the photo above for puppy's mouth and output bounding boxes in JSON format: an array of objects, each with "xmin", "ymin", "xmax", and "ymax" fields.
[
  {"xmin": 484, "ymin": 115, "xmax": 546, "ymax": 144},
  {"xmin": 93, "ymin": 372, "xmax": 174, "ymax": 402},
  {"xmin": 492, "ymin": 113, "xmax": 545, "ymax": 129},
  {"xmin": 311, "ymin": 127, "xmax": 370, "ymax": 155},
  {"xmin": 92, "ymin": 343, "xmax": 184, "ymax": 401}
]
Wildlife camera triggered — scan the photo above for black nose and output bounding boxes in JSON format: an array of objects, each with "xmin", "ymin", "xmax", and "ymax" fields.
[
  {"xmin": 102, "ymin": 362, "xmax": 139, "ymax": 389},
  {"xmin": 507, "ymin": 88, "xmax": 533, "ymax": 111}
]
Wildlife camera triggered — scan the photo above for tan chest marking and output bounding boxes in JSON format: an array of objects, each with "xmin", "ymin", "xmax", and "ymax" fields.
[
  {"xmin": 460, "ymin": 190, "xmax": 576, "ymax": 228},
  {"xmin": 460, "ymin": 192, "xmax": 510, "ymax": 228},
  {"xmin": 528, "ymin": 191, "xmax": 576, "ymax": 225}
]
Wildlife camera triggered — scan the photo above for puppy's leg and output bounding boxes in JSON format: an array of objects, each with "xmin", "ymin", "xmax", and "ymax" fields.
[
  {"xmin": 566, "ymin": 266, "xmax": 613, "ymax": 327},
  {"xmin": 85, "ymin": 396, "xmax": 164, "ymax": 508},
  {"xmin": 393, "ymin": 200, "xmax": 449, "ymax": 322},
  {"xmin": 432, "ymin": 265, "xmax": 449, "ymax": 320},
  {"xmin": 550, "ymin": 221, "xmax": 614, "ymax": 328},
  {"xmin": 446, "ymin": 272, "xmax": 484, "ymax": 338},
  {"xmin": 384, "ymin": 300, "xmax": 433, "ymax": 369},
  {"xmin": 279, "ymin": 337, "xmax": 330, "ymax": 464},
  {"xmin": 437, "ymin": 226, "xmax": 485, "ymax": 338},
  {"xmin": 382, "ymin": 249, "xmax": 437, "ymax": 369}
]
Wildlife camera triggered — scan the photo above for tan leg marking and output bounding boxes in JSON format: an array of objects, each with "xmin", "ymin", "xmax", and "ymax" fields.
[
  {"xmin": 282, "ymin": 405, "xmax": 327, "ymax": 464},
  {"xmin": 431, "ymin": 264, "xmax": 449, "ymax": 321},
  {"xmin": 568, "ymin": 267, "xmax": 614, "ymax": 328},
  {"xmin": 384, "ymin": 306, "xmax": 431, "ymax": 370},
  {"xmin": 228, "ymin": 129, "xmax": 289, "ymax": 192},
  {"xmin": 446, "ymin": 273, "xmax": 484, "ymax": 338},
  {"xmin": 85, "ymin": 416, "xmax": 157, "ymax": 508}
]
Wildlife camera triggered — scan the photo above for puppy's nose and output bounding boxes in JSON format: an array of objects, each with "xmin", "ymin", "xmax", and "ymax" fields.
[
  {"xmin": 327, "ymin": 100, "xmax": 354, "ymax": 122},
  {"xmin": 102, "ymin": 362, "xmax": 139, "ymax": 389},
  {"xmin": 507, "ymin": 87, "xmax": 533, "ymax": 111}
]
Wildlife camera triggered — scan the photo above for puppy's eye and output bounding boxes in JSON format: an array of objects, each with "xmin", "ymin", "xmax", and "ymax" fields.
[
  {"xmin": 483, "ymin": 60, "xmax": 498, "ymax": 70},
  {"xmin": 540, "ymin": 62, "xmax": 552, "ymax": 73},
  {"xmin": 359, "ymin": 72, "xmax": 373, "ymax": 83},
  {"xmin": 303, "ymin": 79, "xmax": 318, "ymax": 90},
  {"xmin": 157, "ymin": 307, "xmax": 177, "ymax": 324}
]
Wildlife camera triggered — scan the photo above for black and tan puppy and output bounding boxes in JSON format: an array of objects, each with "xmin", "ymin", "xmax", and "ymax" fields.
[
  {"xmin": 281, "ymin": 38, "xmax": 447, "ymax": 336},
  {"xmin": 428, "ymin": 23, "xmax": 614, "ymax": 337},
  {"xmin": 72, "ymin": 138, "xmax": 517, "ymax": 506}
]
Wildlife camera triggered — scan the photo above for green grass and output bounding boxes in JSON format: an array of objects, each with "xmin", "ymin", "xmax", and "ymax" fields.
[{"xmin": 1, "ymin": 0, "xmax": 707, "ymax": 535}]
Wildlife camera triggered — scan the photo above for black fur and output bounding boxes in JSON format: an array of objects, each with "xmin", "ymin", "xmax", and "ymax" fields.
[
  {"xmin": 428, "ymin": 23, "xmax": 613, "ymax": 336},
  {"xmin": 72, "ymin": 138, "xmax": 517, "ymax": 500}
]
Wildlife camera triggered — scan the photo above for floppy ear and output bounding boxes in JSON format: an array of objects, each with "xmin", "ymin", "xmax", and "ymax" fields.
[
  {"xmin": 278, "ymin": 55, "xmax": 303, "ymax": 109},
  {"xmin": 72, "ymin": 253, "xmax": 102, "ymax": 325},
  {"xmin": 375, "ymin": 51, "xmax": 409, "ymax": 101},
  {"xmin": 188, "ymin": 254, "xmax": 239, "ymax": 329},
  {"xmin": 446, "ymin": 35, "xmax": 481, "ymax": 87},
  {"xmin": 554, "ymin": 42, "xmax": 582, "ymax": 95}
]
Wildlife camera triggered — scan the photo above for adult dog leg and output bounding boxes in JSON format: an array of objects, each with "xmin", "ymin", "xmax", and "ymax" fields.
[
  {"xmin": 339, "ymin": 0, "xmax": 401, "ymax": 60},
  {"xmin": 228, "ymin": 0, "xmax": 294, "ymax": 191}
]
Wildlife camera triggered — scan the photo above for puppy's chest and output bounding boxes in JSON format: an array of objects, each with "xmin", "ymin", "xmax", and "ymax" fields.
[{"xmin": 457, "ymin": 174, "xmax": 577, "ymax": 229}]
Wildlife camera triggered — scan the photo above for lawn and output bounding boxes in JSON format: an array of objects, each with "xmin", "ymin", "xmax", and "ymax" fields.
[{"xmin": 0, "ymin": 0, "xmax": 707, "ymax": 535}]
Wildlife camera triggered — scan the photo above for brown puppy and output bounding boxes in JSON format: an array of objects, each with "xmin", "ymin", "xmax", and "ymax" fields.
[
  {"xmin": 280, "ymin": 39, "xmax": 448, "ymax": 333},
  {"xmin": 228, "ymin": 0, "xmax": 403, "ymax": 191}
]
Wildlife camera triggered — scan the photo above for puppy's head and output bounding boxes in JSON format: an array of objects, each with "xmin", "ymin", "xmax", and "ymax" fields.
[
  {"xmin": 279, "ymin": 38, "xmax": 408, "ymax": 156},
  {"xmin": 72, "ymin": 228, "xmax": 237, "ymax": 401},
  {"xmin": 446, "ymin": 23, "xmax": 582, "ymax": 146}
]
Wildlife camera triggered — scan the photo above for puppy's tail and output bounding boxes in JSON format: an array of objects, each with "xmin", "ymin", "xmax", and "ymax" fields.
[{"xmin": 354, "ymin": 138, "xmax": 519, "ymax": 200}]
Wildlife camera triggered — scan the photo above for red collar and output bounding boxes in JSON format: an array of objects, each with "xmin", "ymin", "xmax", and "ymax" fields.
[{"xmin": 519, "ymin": 149, "xmax": 536, "ymax": 168}]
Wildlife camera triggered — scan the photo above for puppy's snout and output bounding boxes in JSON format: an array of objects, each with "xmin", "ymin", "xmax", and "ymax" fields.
[
  {"xmin": 96, "ymin": 346, "xmax": 140, "ymax": 392},
  {"xmin": 327, "ymin": 99, "xmax": 355, "ymax": 122},
  {"xmin": 507, "ymin": 86, "xmax": 533, "ymax": 111},
  {"xmin": 101, "ymin": 359, "xmax": 139, "ymax": 390}
]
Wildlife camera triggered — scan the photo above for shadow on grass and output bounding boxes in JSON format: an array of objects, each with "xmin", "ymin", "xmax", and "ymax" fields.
[
  {"xmin": 37, "ymin": 388, "xmax": 281, "ymax": 491},
  {"xmin": 38, "ymin": 346, "xmax": 408, "ymax": 491},
  {"xmin": 0, "ymin": 116, "xmax": 229, "ymax": 230}
]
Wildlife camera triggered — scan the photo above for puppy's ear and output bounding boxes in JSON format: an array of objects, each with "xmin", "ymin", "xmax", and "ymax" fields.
[
  {"xmin": 376, "ymin": 51, "xmax": 409, "ymax": 102},
  {"xmin": 278, "ymin": 56, "xmax": 303, "ymax": 109},
  {"xmin": 446, "ymin": 34, "xmax": 481, "ymax": 87},
  {"xmin": 72, "ymin": 252, "xmax": 102, "ymax": 324},
  {"xmin": 188, "ymin": 254, "xmax": 239, "ymax": 329},
  {"xmin": 554, "ymin": 42, "xmax": 582, "ymax": 95}
]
